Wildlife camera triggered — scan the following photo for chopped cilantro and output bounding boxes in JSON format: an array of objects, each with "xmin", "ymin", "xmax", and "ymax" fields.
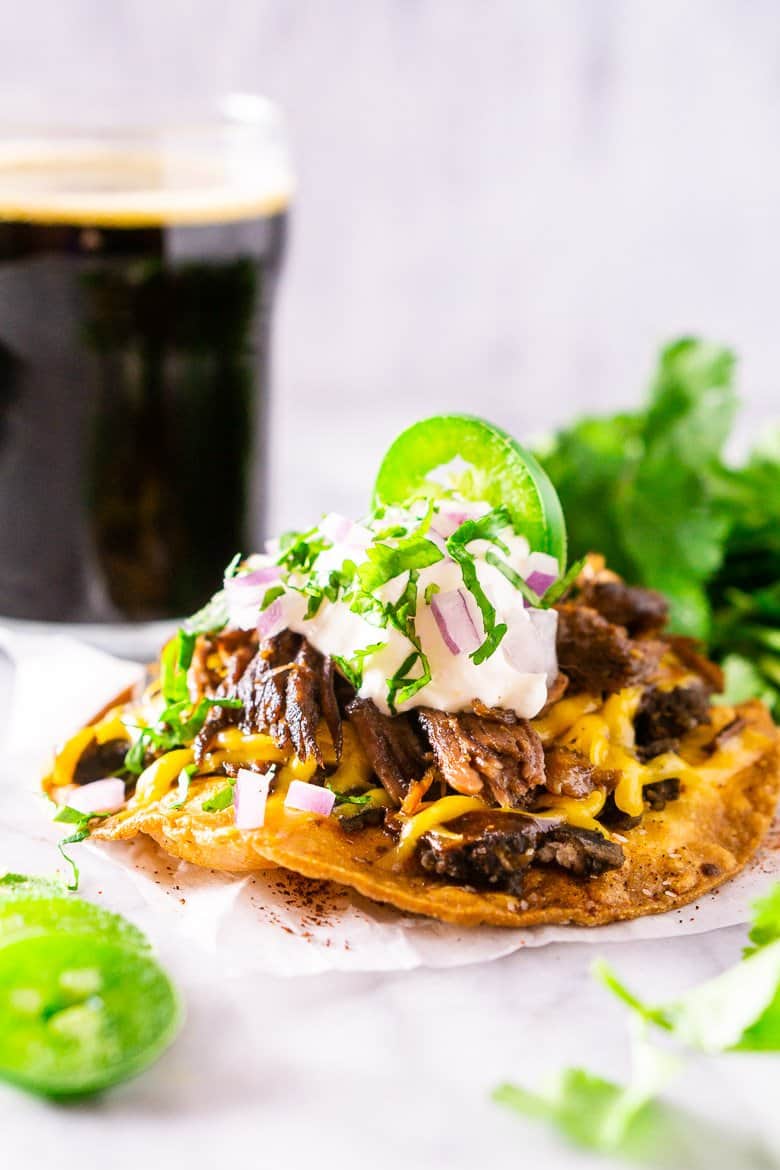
[
  {"xmin": 332, "ymin": 642, "xmax": 387, "ymax": 691},
  {"xmin": 170, "ymin": 764, "xmax": 198, "ymax": 810},
  {"xmin": 357, "ymin": 534, "xmax": 443, "ymax": 592},
  {"xmin": 202, "ymin": 784, "xmax": 235, "ymax": 813},
  {"xmin": 260, "ymin": 585, "xmax": 285, "ymax": 611},
  {"xmin": 53, "ymin": 806, "xmax": 112, "ymax": 891},
  {"xmin": 423, "ymin": 582, "xmax": 441, "ymax": 605}
]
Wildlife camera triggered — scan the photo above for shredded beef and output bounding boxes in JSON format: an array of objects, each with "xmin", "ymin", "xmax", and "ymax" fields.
[
  {"xmin": 231, "ymin": 632, "xmax": 341, "ymax": 765},
  {"xmin": 579, "ymin": 580, "xmax": 668, "ymax": 636},
  {"xmin": 634, "ymin": 682, "xmax": 711, "ymax": 761},
  {"xmin": 346, "ymin": 698, "xmax": 426, "ymax": 804},
  {"xmin": 555, "ymin": 603, "xmax": 663, "ymax": 695},
  {"xmin": 73, "ymin": 739, "xmax": 129, "ymax": 785},
  {"xmin": 417, "ymin": 809, "xmax": 624, "ymax": 894},
  {"xmin": 643, "ymin": 777, "xmax": 681, "ymax": 811},
  {"xmin": 544, "ymin": 746, "xmax": 616, "ymax": 799},
  {"xmin": 285, "ymin": 640, "xmax": 327, "ymax": 765},
  {"xmin": 418, "ymin": 709, "xmax": 546, "ymax": 808}
]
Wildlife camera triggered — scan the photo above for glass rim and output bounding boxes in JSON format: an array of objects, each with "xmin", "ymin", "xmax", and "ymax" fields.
[{"xmin": 0, "ymin": 90, "xmax": 287, "ymax": 140}]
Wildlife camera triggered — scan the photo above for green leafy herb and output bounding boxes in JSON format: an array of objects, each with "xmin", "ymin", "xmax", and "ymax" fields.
[
  {"xmin": 485, "ymin": 550, "xmax": 543, "ymax": 607},
  {"xmin": 124, "ymin": 696, "xmax": 242, "ymax": 776},
  {"xmin": 494, "ymin": 1016, "xmax": 679, "ymax": 1153},
  {"xmin": 357, "ymin": 535, "xmax": 443, "ymax": 592},
  {"xmin": 224, "ymin": 552, "xmax": 242, "ymax": 579},
  {"xmin": 423, "ymin": 582, "xmax": 440, "ymax": 605},
  {"xmin": 202, "ymin": 784, "xmax": 235, "ymax": 813},
  {"xmin": 260, "ymin": 585, "xmax": 285, "ymax": 611},
  {"xmin": 52, "ymin": 806, "xmax": 111, "ymax": 891},
  {"xmin": 536, "ymin": 337, "xmax": 780, "ymax": 712},
  {"xmin": 494, "ymin": 883, "xmax": 780, "ymax": 1154},
  {"xmin": 170, "ymin": 764, "xmax": 198, "ymax": 810},
  {"xmin": 332, "ymin": 642, "xmax": 386, "ymax": 691},
  {"xmin": 325, "ymin": 786, "xmax": 373, "ymax": 807},
  {"xmin": 594, "ymin": 892, "xmax": 780, "ymax": 1054}
]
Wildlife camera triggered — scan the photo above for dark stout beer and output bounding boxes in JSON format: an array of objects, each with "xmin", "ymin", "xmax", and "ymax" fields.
[{"xmin": 0, "ymin": 149, "xmax": 290, "ymax": 623}]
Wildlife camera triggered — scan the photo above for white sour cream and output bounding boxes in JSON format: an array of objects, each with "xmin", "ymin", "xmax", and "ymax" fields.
[{"xmin": 230, "ymin": 500, "xmax": 559, "ymax": 720}]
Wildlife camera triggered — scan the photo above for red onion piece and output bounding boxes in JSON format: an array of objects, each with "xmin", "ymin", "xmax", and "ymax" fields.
[
  {"xmin": 257, "ymin": 597, "xmax": 285, "ymax": 640},
  {"xmin": 525, "ymin": 570, "xmax": 557, "ymax": 599},
  {"xmin": 229, "ymin": 565, "xmax": 282, "ymax": 588},
  {"xmin": 68, "ymin": 778, "xmax": 126, "ymax": 816},
  {"xmin": 234, "ymin": 768, "xmax": 272, "ymax": 830},
  {"xmin": 284, "ymin": 780, "xmax": 336, "ymax": 817},
  {"xmin": 430, "ymin": 588, "xmax": 482, "ymax": 655},
  {"xmin": 430, "ymin": 510, "xmax": 469, "ymax": 540}
]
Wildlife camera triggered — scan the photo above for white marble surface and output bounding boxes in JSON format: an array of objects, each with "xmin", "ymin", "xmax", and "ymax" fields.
[
  {"xmin": 3, "ymin": 6, "xmax": 780, "ymax": 1166},
  {"xmin": 2, "ymin": 647, "xmax": 780, "ymax": 1170}
]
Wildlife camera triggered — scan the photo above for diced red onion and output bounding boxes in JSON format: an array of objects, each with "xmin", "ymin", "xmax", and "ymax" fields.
[
  {"xmin": 234, "ymin": 768, "xmax": 272, "ymax": 830},
  {"xmin": 257, "ymin": 597, "xmax": 285, "ymax": 640},
  {"xmin": 503, "ymin": 609, "xmax": 558, "ymax": 682},
  {"xmin": 68, "ymin": 778, "xmax": 126, "ymax": 816},
  {"xmin": 228, "ymin": 565, "xmax": 282, "ymax": 589},
  {"xmin": 284, "ymin": 780, "xmax": 336, "ymax": 817},
  {"xmin": 525, "ymin": 570, "xmax": 557, "ymax": 599},
  {"xmin": 430, "ymin": 510, "xmax": 469, "ymax": 540},
  {"xmin": 522, "ymin": 552, "xmax": 559, "ymax": 607},
  {"xmin": 430, "ymin": 588, "xmax": 482, "ymax": 655}
]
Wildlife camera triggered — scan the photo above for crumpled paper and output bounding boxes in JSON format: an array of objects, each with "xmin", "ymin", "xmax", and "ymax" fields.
[{"xmin": 1, "ymin": 628, "xmax": 779, "ymax": 980}]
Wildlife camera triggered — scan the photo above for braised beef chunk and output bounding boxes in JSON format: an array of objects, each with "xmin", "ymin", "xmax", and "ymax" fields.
[
  {"xmin": 346, "ymin": 698, "xmax": 426, "ymax": 803},
  {"xmin": 643, "ymin": 777, "xmax": 681, "ymax": 811},
  {"xmin": 634, "ymin": 682, "xmax": 710, "ymax": 761},
  {"xmin": 234, "ymin": 632, "xmax": 342, "ymax": 764},
  {"xmin": 285, "ymin": 640, "xmax": 328, "ymax": 766},
  {"xmin": 418, "ymin": 710, "xmax": 546, "ymax": 808},
  {"xmin": 417, "ymin": 810, "xmax": 624, "ymax": 894},
  {"xmin": 535, "ymin": 826, "xmax": 624, "ymax": 875},
  {"xmin": 193, "ymin": 703, "xmax": 235, "ymax": 765},
  {"xmin": 193, "ymin": 636, "xmax": 259, "ymax": 763},
  {"xmin": 320, "ymin": 657, "xmax": 343, "ymax": 760},
  {"xmin": 580, "ymin": 580, "xmax": 668, "ymax": 636},
  {"xmin": 74, "ymin": 739, "xmax": 129, "ymax": 785},
  {"xmin": 555, "ymin": 603, "xmax": 662, "ymax": 695},
  {"xmin": 544, "ymin": 746, "xmax": 616, "ymax": 799}
]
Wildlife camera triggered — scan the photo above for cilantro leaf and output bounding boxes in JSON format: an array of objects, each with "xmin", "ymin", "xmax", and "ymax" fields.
[
  {"xmin": 594, "ymin": 883, "xmax": 780, "ymax": 1054},
  {"xmin": 202, "ymin": 785, "xmax": 235, "ymax": 813},
  {"xmin": 53, "ymin": 806, "xmax": 111, "ymax": 891},
  {"xmin": 494, "ymin": 1017, "xmax": 679, "ymax": 1154},
  {"xmin": 357, "ymin": 535, "xmax": 443, "ymax": 592},
  {"xmin": 170, "ymin": 764, "xmax": 198, "ymax": 810},
  {"xmin": 332, "ymin": 642, "xmax": 386, "ymax": 691},
  {"xmin": 447, "ymin": 512, "xmax": 513, "ymax": 662}
]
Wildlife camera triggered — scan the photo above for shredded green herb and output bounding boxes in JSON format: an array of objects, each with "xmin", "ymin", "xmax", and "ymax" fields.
[
  {"xmin": 52, "ymin": 806, "xmax": 112, "ymax": 891},
  {"xmin": 202, "ymin": 784, "xmax": 235, "ymax": 813}
]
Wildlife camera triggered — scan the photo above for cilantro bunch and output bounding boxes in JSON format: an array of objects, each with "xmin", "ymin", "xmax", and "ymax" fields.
[
  {"xmin": 536, "ymin": 338, "xmax": 780, "ymax": 715},
  {"xmin": 495, "ymin": 884, "xmax": 780, "ymax": 1157}
]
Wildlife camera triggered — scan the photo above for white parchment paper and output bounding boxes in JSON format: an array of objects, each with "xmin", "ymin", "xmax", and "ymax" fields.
[{"xmin": 1, "ymin": 629, "xmax": 779, "ymax": 978}]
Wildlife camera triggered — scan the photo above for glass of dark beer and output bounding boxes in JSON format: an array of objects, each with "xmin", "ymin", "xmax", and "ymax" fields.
[{"xmin": 0, "ymin": 94, "xmax": 292, "ymax": 650}]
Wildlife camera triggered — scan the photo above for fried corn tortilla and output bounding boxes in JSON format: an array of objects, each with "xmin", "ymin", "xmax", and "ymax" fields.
[{"xmin": 52, "ymin": 687, "xmax": 780, "ymax": 927}]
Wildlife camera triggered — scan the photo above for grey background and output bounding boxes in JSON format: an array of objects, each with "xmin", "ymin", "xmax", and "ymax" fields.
[{"xmin": 4, "ymin": 0, "xmax": 780, "ymax": 530}]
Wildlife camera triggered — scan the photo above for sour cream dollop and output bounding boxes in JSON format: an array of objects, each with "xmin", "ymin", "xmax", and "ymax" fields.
[{"xmin": 225, "ymin": 500, "xmax": 559, "ymax": 720}]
